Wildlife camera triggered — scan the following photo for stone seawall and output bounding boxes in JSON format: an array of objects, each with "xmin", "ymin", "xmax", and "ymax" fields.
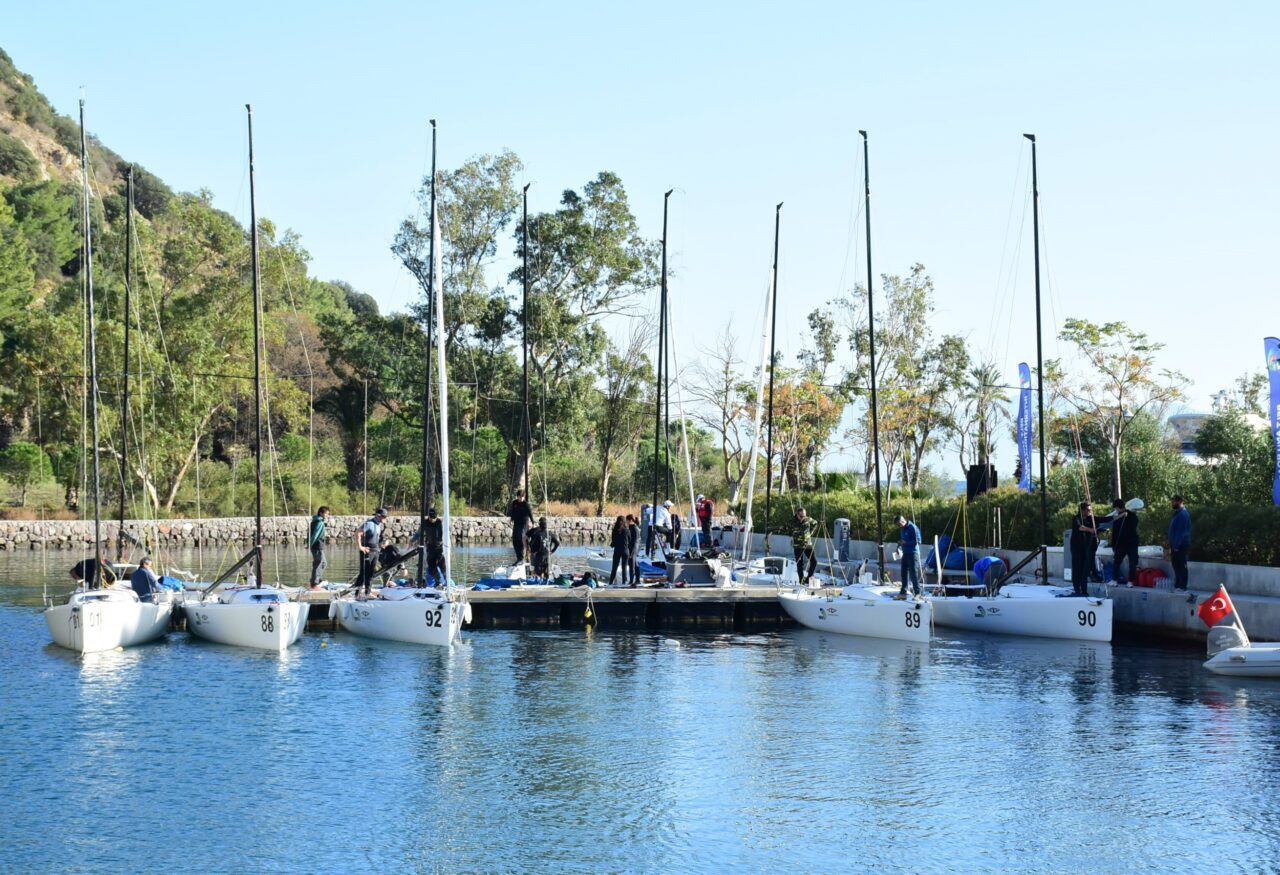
[{"xmin": 0, "ymin": 515, "xmax": 733, "ymax": 551}]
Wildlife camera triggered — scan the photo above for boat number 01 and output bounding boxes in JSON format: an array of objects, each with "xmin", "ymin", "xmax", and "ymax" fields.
[
  {"xmin": 904, "ymin": 611, "xmax": 922, "ymax": 628},
  {"xmin": 425, "ymin": 607, "xmax": 443, "ymax": 628},
  {"xmin": 1077, "ymin": 610, "xmax": 1097, "ymax": 627},
  {"xmin": 72, "ymin": 612, "xmax": 100, "ymax": 629}
]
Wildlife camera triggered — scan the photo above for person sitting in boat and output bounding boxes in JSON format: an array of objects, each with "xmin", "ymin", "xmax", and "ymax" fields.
[
  {"xmin": 422, "ymin": 507, "xmax": 446, "ymax": 587},
  {"xmin": 895, "ymin": 515, "xmax": 923, "ymax": 600},
  {"xmin": 972, "ymin": 554, "xmax": 1007, "ymax": 594},
  {"xmin": 791, "ymin": 507, "xmax": 820, "ymax": 586},
  {"xmin": 527, "ymin": 517, "xmax": 560, "ymax": 579},
  {"xmin": 129, "ymin": 556, "xmax": 160, "ymax": 603},
  {"xmin": 69, "ymin": 556, "xmax": 115, "ymax": 589}
]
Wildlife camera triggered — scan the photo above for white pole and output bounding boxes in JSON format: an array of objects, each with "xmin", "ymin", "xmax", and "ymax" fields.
[
  {"xmin": 665, "ymin": 299, "xmax": 698, "ymax": 548},
  {"xmin": 740, "ymin": 274, "xmax": 774, "ymax": 562},
  {"xmin": 432, "ymin": 209, "xmax": 452, "ymax": 583}
]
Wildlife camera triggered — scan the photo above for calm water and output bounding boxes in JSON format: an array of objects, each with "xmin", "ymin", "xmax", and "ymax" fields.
[{"xmin": 3, "ymin": 547, "xmax": 1280, "ymax": 873}]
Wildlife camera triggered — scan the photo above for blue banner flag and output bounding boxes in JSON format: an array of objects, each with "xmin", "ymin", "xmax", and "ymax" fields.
[
  {"xmin": 1017, "ymin": 362, "xmax": 1033, "ymax": 492},
  {"xmin": 1266, "ymin": 337, "xmax": 1280, "ymax": 506}
]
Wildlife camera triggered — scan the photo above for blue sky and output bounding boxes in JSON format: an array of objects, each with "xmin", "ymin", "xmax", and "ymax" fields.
[{"xmin": 6, "ymin": 1, "xmax": 1276, "ymax": 477}]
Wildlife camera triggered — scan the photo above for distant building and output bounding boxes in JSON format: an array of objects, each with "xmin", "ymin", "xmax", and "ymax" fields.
[{"xmin": 1167, "ymin": 393, "xmax": 1269, "ymax": 464}]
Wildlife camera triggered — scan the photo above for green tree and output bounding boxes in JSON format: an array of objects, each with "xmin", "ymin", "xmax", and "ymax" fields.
[
  {"xmin": 5, "ymin": 180, "xmax": 77, "ymax": 278},
  {"xmin": 0, "ymin": 195, "xmax": 35, "ymax": 336},
  {"xmin": 0, "ymin": 132, "xmax": 39, "ymax": 180},
  {"xmin": 593, "ymin": 326, "xmax": 653, "ymax": 513},
  {"xmin": 1193, "ymin": 412, "xmax": 1274, "ymax": 506},
  {"xmin": 0, "ymin": 441, "xmax": 52, "ymax": 505}
]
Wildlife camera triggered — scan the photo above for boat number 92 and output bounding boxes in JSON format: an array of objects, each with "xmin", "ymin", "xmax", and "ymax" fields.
[
  {"xmin": 904, "ymin": 611, "xmax": 921, "ymax": 628},
  {"xmin": 425, "ymin": 608, "xmax": 443, "ymax": 628},
  {"xmin": 1077, "ymin": 610, "xmax": 1097, "ymax": 627}
]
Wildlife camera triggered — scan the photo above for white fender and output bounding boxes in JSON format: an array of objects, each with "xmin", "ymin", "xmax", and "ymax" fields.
[{"xmin": 463, "ymin": 602, "xmax": 473, "ymax": 624}]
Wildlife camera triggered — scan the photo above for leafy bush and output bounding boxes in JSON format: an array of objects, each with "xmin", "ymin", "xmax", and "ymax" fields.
[
  {"xmin": 0, "ymin": 132, "xmax": 38, "ymax": 180},
  {"xmin": 0, "ymin": 441, "xmax": 53, "ymax": 505}
]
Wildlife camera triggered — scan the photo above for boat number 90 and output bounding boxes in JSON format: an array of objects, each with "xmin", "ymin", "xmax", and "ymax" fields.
[
  {"xmin": 425, "ymin": 608, "xmax": 443, "ymax": 628},
  {"xmin": 904, "ymin": 611, "xmax": 921, "ymax": 628},
  {"xmin": 1077, "ymin": 610, "xmax": 1096, "ymax": 627},
  {"xmin": 261, "ymin": 614, "xmax": 274, "ymax": 632}
]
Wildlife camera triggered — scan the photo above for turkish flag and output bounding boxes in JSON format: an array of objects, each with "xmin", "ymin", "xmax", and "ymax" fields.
[{"xmin": 1197, "ymin": 585, "xmax": 1235, "ymax": 628}]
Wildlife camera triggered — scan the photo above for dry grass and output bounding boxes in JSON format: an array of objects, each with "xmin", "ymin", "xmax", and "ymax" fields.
[{"xmin": 0, "ymin": 507, "xmax": 80, "ymax": 521}]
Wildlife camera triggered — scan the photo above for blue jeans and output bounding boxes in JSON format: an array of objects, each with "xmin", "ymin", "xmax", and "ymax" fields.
[{"xmin": 900, "ymin": 552, "xmax": 921, "ymax": 596}]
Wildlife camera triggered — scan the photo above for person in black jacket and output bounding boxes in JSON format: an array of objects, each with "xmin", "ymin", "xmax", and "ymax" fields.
[
  {"xmin": 507, "ymin": 489, "xmax": 534, "ymax": 563},
  {"xmin": 527, "ymin": 517, "xmax": 560, "ymax": 579},
  {"xmin": 1108, "ymin": 499, "xmax": 1141, "ymax": 584},
  {"xmin": 626, "ymin": 513, "xmax": 641, "ymax": 586},
  {"xmin": 423, "ymin": 506, "xmax": 446, "ymax": 586},
  {"xmin": 1069, "ymin": 501, "xmax": 1098, "ymax": 596},
  {"xmin": 608, "ymin": 515, "xmax": 629, "ymax": 586}
]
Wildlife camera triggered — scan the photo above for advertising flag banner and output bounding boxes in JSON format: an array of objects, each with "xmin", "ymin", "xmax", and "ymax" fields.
[
  {"xmin": 1267, "ymin": 337, "xmax": 1280, "ymax": 506},
  {"xmin": 1017, "ymin": 362, "xmax": 1033, "ymax": 492}
]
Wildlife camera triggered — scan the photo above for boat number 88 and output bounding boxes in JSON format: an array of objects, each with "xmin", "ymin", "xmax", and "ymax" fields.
[
  {"xmin": 904, "ymin": 611, "xmax": 921, "ymax": 628},
  {"xmin": 261, "ymin": 614, "xmax": 274, "ymax": 632},
  {"xmin": 1077, "ymin": 610, "xmax": 1096, "ymax": 627},
  {"xmin": 425, "ymin": 608, "xmax": 443, "ymax": 628}
]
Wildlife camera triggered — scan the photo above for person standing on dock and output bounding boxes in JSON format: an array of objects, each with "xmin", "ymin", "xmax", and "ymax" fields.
[
  {"xmin": 423, "ymin": 506, "xmax": 446, "ymax": 586},
  {"xmin": 791, "ymin": 507, "xmax": 820, "ymax": 586},
  {"xmin": 626, "ymin": 513, "xmax": 641, "ymax": 585},
  {"xmin": 1109, "ymin": 498, "xmax": 1141, "ymax": 584},
  {"xmin": 1069, "ymin": 501, "xmax": 1099, "ymax": 597},
  {"xmin": 696, "ymin": 494, "xmax": 713, "ymax": 546},
  {"xmin": 507, "ymin": 489, "xmax": 534, "ymax": 564},
  {"xmin": 307, "ymin": 506, "xmax": 330, "ymax": 589},
  {"xmin": 609, "ymin": 515, "xmax": 629, "ymax": 586},
  {"xmin": 355, "ymin": 507, "xmax": 388, "ymax": 599},
  {"xmin": 527, "ymin": 517, "xmax": 560, "ymax": 579},
  {"xmin": 640, "ymin": 503, "xmax": 653, "ymax": 554},
  {"xmin": 1167, "ymin": 495, "xmax": 1191, "ymax": 591},
  {"xmin": 895, "ymin": 515, "xmax": 923, "ymax": 599}
]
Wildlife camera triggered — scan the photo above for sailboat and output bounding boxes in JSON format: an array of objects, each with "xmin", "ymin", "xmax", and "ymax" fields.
[
  {"xmin": 927, "ymin": 133, "xmax": 1111, "ymax": 643},
  {"xmin": 181, "ymin": 105, "xmax": 306, "ymax": 651},
  {"xmin": 332, "ymin": 124, "xmax": 468, "ymax": 644},
  {"xmin": 778, "ymin": 134, "xmax": 930, "ymax": 641},
  {"xmin": 44, "ymin": 99, "xmax": 175, "ymax": 653}
]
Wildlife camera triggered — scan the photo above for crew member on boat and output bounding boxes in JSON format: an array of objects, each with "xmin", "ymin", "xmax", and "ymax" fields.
[
  {"xmin": 791, "ymin": 507, "xmax": 820, "ymax": 586},
  {"xmin": 670, "ymin": 503, "xmax": 683, "ymax": 550},
  {"xmin": 895, "ymin": 515, "xmax": 923, "ymax": 599},
  {"xmin": 1107, "ymin": 498, "xmax": 1141, "ymax": 584},
  {"xmin": 527, "ymin": 517, "xmax": 560, "ymax": 579},
  {"xmin": 69, "ymin": 556, "xmax": 115, "ymax": 588},
  {"xmin": 355, "ymin": 507, "xmax": 388, "ymax": 598},
  {"xmin": 507, "ymin": 489, "xmax": 534, "ymax": 563},
  {"xmin": 130, "ymin": 556, "xmax": 159, "ymax": 603},
  {"xmin": 653, "ymin": 501, "xmax": 673, "ymax": 554},
  {"xmin": 695, "ymin": 494, "xmax": 714, "ymax": 546},
  {"xmin": 1069, "ymin": 501, "xmax": 1098, "ymax": 596},
  {"xmin": 307, "ymin": 505, "xmax": 330, "ymax": 589},
  {"xmin": 972, "ymin": 554, "xmax": 1006, "ymax": 593},
  {"xmin": 423, "ymin": 506, "xmax": 446, "ymax": 586}
]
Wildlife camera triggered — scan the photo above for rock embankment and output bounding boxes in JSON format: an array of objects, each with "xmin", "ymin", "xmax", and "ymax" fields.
[{"xmin": 0, "ymin": 515, "xmax": 731, "ymax": 550}]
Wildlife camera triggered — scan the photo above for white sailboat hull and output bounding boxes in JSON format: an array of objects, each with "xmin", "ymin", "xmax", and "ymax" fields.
[
  {"xmin": 1204, "ymin": 644, "xmax": 1280, "ymax": 677},
  {"xmin": 779, "ymin": 588, "xmax": 931, "ymax": 643},
  {"xmin": 334, "ymin": 590, "xmax": 465, "ymax": 646},
  {"xmin": 45, "ymin": 588, "xmax": 174, "ymax": 653},
  {"xmin": 931, "ymin": 586, "xmax": 1112, "ymax": 642},
  {"xmin": 184, "ymin": 591, "xmax": 307, "ymax": 651}
]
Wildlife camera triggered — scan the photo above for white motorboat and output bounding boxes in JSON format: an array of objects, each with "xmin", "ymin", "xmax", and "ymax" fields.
[
  {"xmin": 333, "ymin": 587, "xmax": 469, "ymax": 646},
  {"xmin": 780, "ymin": 584, "xmax": 930, "ymax": 642},
  {"xmin": 184, "ymin": 585, "xmax": 307, "ymax": 651},
  {"xmin": 46, "ymin": 585, "xmax": 175, "ymax": 653},
  {"xmin": 1202, "ymin": 591, "xmax": 1280, "ymax": 677},
  {"xmin": 930, "ymin": 583, "xmax": 1112, "ymax": 642}
]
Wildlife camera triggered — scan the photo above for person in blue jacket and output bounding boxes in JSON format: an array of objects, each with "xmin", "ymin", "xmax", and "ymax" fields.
[
  {"xmin": 972, "ymin": 555, "xmax": 1007, "ymax": 594},
  {"xmin": 130, "ymin": 556, "xmax": 159, "ymax": 603},
  {"xmin": 895, "ymin": 515, "xmax": 923, "ymax": 599},
  {"xmin": 1167, "ymin": 494, "xmax": 1191, "ymax": 591}
]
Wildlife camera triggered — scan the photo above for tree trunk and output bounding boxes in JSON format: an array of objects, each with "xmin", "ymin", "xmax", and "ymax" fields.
[
  {"xmin": 1112, "ymin": 437, "xmax": 1123, "ymax": 500},
  {"xmin": 597, "ymin": 464, "xmax": 611, "ymax": 516}
]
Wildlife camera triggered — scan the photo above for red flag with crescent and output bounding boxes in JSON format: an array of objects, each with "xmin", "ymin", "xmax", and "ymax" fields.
[{"xmin": 1197, "ymin": 585, "xmax": 1234, "ymax": 628}]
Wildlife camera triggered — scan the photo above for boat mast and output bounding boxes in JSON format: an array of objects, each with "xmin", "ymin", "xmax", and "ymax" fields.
[
  {"xmin": 649, "ymin": 189, "xmax": 672, "ymax": 554},
  {"xmin": 246, "ymin": 105, "xmax": 263, "ymax": 586},
  {"xmin": 860, "ymin": 131, "xmax": 886, "ymax": 576},
  {"xmin": 432, "ymin": 196, "xmax": 452, "ymax": 581},
  {"xmin": 78, "ymin": 99, "xmax": 103, "ymax": 589},
  {"xmin": 522, "ymin": 182, "xmax": 531, "ymax": 498},
  {"xmin": 117, "ymin": 166, "xmax": 133, "ymax": 562},
  {"xmin": 763, "ymin": 203, "xmax": 781, "ymax": 550},
  {"xmin": 417, "ymin": 120, "xmax": 437, "ymax": 584},
  {"xmin": 1025, "ymin": 133, "xmax": 1049, "ymax": 575},
  {"xmin": 739, "ymin": 274, "xmax": 775, "ymax": 562}
]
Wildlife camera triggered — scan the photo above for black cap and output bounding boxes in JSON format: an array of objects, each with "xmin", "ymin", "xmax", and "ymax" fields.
[
  {"xmin": 375, "ymin": 507, "xmax": 388, "ymax": 517},
  {"xmin": 427, "ymin": 507, "xmax": 438, "ymax": 516}
]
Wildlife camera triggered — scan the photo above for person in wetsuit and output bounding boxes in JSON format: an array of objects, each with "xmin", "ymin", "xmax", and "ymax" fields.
[
  {"xmin": 526, "ymin": 517, "xmax": 560, "ymax": 580},
  {"xmin": 507, "ymin": 489, "xmax": 534, "ymax": 563}
]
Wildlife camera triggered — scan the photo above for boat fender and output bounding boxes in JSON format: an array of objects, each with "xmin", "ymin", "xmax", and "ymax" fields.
[
  {"xmin": 328, "ymin": 600, "xmax": 338, "ymax": 621},
  {"xmin": 463, "ymin": 602, "xmax": 473, "ymax": 624}
]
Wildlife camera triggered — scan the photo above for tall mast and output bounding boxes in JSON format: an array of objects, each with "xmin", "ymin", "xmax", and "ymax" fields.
[
  {"xmin": 117, "ymin": 167, "xmax": 134, "ymax": 561},
  {"xmin": 522, "ymin": 182, "xmax": 531, "ymax": 497},
  {"xmin": 432, "ymin": 192, "xmax": 452, "ymax": 582},
  {"xmin": 1025, "ymin": 133, "xmax": 1049, "ymax": 569},
  {"xmin": 246, "ymin": 105, "xmax": 263, "ymax": 586},
  {"xmin": 78, "ymin": 99, "xmax": 103, "ymax": 589},
  {"xmin": 417, "ymin": 120, "xmax": 437, "ymax": 584},
  {"xmin": 649, "ymin": 189, "xmax": 673, "ymax": 554},
  {"xmin": 763, "ymin": 203, "xmax": 781, "ymax": 549},
  {"xmin": 860, "ymin": 131, "xmax": 886, "ymax": 575}
]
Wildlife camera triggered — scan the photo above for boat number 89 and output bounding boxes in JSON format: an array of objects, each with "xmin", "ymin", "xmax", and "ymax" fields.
[
  {"xmin": 1077, "ymin": 610, "xmax": 1096, "ymax": 627},
  {"xmin": 425, "ymin": 608, "xmax": 443, "ymax": 628},
  {"xmin": 261, "ymin": 614, "xmax": 274, "ymax": 632},
  {"xmin": 904, "ymin": 611, "xmax": 921, "ymax": 628}
]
